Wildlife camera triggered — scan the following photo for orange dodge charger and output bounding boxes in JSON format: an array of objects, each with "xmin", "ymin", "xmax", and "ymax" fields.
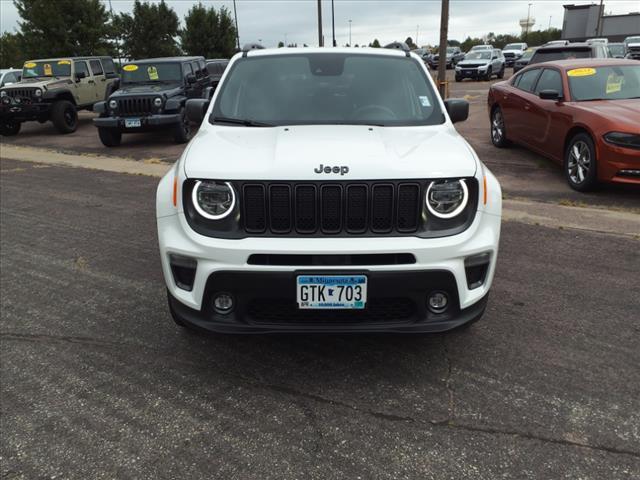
[{"xmin": 488, "ymin": 59, "xmax": 640, "ymax": 191}]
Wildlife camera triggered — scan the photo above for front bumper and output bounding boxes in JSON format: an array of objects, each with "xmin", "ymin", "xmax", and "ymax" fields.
[
  {"xmin": 0, "ymin": 102, "xmax": 50, "ymax": 122},
  {"xmin": 157, "ymin": 205, "xmax": 501, "ymax": 333},
  {"xmin": 598, "ymin": 141, "xmax": 640, "ymax": 185},
  {"xmin": 93, "ymin": 113, "xmax": 181, "ymax": 130},
  {"xmin": 455, "ymin": 68, "xmax": 486, "ymax": 79}
]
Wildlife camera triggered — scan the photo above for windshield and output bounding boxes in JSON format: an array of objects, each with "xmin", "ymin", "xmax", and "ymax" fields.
[
  {"xmin": 446, "ymin": 47, "xmax": 456, "ymax": 54},
  {"xmin": 504, "ymin": 44, "xmax": 524, "ymax": 50},
  {"xmin": 22, "ymin": 60, "xmax": 71, "ymax": 79},
  {"xmin": 568, "ymin": 65, "xmax": 640, "ymax": 101},
  {"xmin": 534, "ymin": 49, "xmax": 591, "ymax": 62},
  {"xmin": 608, "ymin": 45, "xmax": 625, "ymax": 56},
  {"xmin": 212, "ymin": 53, "xmax": 444, "ymax": 127},
  {"xmin": 520, "ymin": 49, "xmax": 536, "ymax": 60},
  {"xmin": 471, "ymin": 45, "xmax": 491, "ymax": 50},
  {"xmin": 465, "ymin": 51, "xmax": 491, "ymax": 60},
  {"xmin": 625, "ymin": 36, "xmax": 640, "ymax": 46},
  {"xmin": 121, "ymin": 63, "xmax": 182, "ymax": 83}
]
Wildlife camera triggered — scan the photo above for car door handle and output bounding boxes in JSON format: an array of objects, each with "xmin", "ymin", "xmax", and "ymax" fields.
[
  {"xmin": 88, "ymin": 80, "xmax": 95, "ymax": 84},
  {"xmin": 100, "ymin": 78, "xmax": 106, "ymax": 82},
  {"xmin": 524, "ymin": 103, "xmax": 530, "ymax": 110}
]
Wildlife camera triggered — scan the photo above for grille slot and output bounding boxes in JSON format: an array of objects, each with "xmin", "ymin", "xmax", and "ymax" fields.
[
  {"xmin": 6, "ymin": 88, "xmax": 36, "ymax": 99},
  {"xmin": 241, "ymin": 181, "xmax": 422, "ymax": 236},
  {"xmin": 117, "ymin": 97, "xmax": 153, "ymax": 116}
]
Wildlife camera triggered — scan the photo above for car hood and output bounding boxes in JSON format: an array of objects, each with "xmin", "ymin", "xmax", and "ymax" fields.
[
  {"xmin": 1, "ymin": 78, "xmax": 72, "ymax": 90},
  {"xmin": 570, "ymin": 99, "xmax": 640, "ymax": 130},
  {"xmin": 183, "ymin": 124, "xmax": 478, "ymax": 180},
  {"xmin": 457, "ymin": 58, "xmax": 490, "ymax": 66},
  {"xmin": 112, "ymin": 84, "xmax": 183, "ymax": 97},
  {"xmin": 503, "ymin": 49, "xmax": 523, "ymax": 55}
]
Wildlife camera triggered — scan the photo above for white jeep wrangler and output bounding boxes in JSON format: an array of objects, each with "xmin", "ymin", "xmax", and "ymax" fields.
[{"xmin": 156, "ymin": 47, "xmax": 502, "ymax": 333}]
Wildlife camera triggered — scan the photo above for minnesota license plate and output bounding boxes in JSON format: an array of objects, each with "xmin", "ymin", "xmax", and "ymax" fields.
[
  {"xmin": 297, "ymin": 275, "xmax": 367, "ymax": 309},
  {"xmin": 125, "ymin": 118, "xmax": 141, "ymax": 128}
]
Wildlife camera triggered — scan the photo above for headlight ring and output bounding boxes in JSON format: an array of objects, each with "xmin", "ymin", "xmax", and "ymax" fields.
[
  {"xmin": 108, "ymin": 99, "xmax": 118, "ymax": 109},
  {"xmin": 426, "ymin": 179, "xmax": 469, "ymax": 219},
  {"xmin": 34, "ymin": 88, "xmax": 42, "ymax": 97},
  {"xmin": 192, "ymin": 180, "xmax": 236, "ymax": 220},
  {"xmin": 153, "ymin": 97, "xmax": 163, "ymax": 108}
]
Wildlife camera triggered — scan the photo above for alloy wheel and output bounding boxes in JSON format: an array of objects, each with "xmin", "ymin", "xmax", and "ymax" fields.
[
  {"xmin": 491, "ymin": 110, "xmax": 504, "ymax": 144},
  {"xmin": 567, "ymin": 140, "xmax": 591, "ymax": 184}
]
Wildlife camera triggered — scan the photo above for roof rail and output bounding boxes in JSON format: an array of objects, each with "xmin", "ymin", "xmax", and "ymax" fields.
[
  {"xmin": 242, "ymin": 43, "xmax": 265, "ymax": 57},
  {"xmin": 384, "ymin": 42, "xmax": 411, "ymax": 56}
]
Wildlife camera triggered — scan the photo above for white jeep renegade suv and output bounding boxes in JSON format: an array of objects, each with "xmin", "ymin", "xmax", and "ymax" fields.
[{"xmin": 156, "ymin": 47, "xmax": 502, "ymax": 333}]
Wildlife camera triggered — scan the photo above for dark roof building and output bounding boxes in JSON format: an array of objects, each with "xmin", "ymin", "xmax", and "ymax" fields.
[{"xmin": 562, "ymin": 3, "xmax": 640, "ymax": 42}]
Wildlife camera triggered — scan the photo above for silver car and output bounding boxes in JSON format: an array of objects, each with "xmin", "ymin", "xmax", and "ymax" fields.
[{"xmin": 455, "ymin": 49, "xmax": 505, "ymax": 81}]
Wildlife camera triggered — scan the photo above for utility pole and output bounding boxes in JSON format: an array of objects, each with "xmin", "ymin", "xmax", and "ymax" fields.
[
  {"xmin": 349, "ymin": 19, "xmax": 352, "ymax": 46},
  {"xmin": 233, "ymin": 0, "xmax": 240, "ymax": 50},
  {"xmin": 437, "ymin": 0, "xmax": 449, "ymax": 98},
  {"xmin": 548, "ymin": 15, "xmax": 552, "ymax": 30},
  {"xmin": 596, "ymin": 0, "xmax": 604, "ymax": 36},
  {"xmin": 416, "ymin": 25, "xmax": 419, "ymax": 47},
  {"xmin": 108, "ymin": 0, "xmax": 121, "ymax": 62},
  {"xmin": 331, "ymin": 0, "xmax": 336, "ymax": 46},
  {"xmin": 317, "ymin": 0, "xmax": 324, "ymax": 47}
]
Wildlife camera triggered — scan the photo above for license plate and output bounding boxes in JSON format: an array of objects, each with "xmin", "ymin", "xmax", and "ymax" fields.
[
  {"xmin": 125, "ymin": 118, "xmax": 141, "ymax": 128},
  {"xmin": 297, "ymin": 275, "xmax": 367, "ymax": 309}
]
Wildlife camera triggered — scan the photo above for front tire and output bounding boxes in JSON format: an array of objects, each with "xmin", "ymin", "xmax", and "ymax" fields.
[
  {"xmin": 565, "ymin": 133, "xmax": 598, "ymax": 191},
  {"xmin": 51, "ymin": 100, "xmax": 78, "ymax": 134},
  {"xmin": 490, "ymin": 107, "xmax": 509, "ymax": 148},
  {"xmin": 484, "ymin": 68, "xmax": 492, "ymax": 81},
  {"xmin": 173, "ymin": 109, "xmax": 192, "ymax": 144},
  {"xmin": 98, "ymin": 127, "xmax": 122, "ymax": 147},
  {"xmin": 497, "ymin": 66, "xmax": 505, "ymax": 79},
  {"xmin": 0, "ymin": 121, "xmax": 21, "ymax": 136}
]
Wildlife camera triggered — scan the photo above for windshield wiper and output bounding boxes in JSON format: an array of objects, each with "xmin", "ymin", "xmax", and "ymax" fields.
[{"xmin": 212, "ymin": 116, "xmax": 274, "ymax": 127}]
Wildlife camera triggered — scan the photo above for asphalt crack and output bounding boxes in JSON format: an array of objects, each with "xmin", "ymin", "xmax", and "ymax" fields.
[{"xmin": 3, "ymin": 331, "xmax": 639, "ymax": 459}]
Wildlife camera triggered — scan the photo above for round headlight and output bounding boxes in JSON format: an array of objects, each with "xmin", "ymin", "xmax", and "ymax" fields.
[
  {"xmin": 426, "ymin": 179, "xmax": 469, "ymax": 219},
  {"xmin": 154, "ymin": 97, "xmax": 163, "ymax": 107},
  {"xmin": 0, "ymin": 90, "xmax": 6, "ymax": 97},
  {"xmin": 1, "ymin": 96, "xmax": 11, "ymax": 105},
  {"xmin": 108, "ymin": 99, "xmax": 118, "ymax": 109},
  {"xmin": 192, "ymin": 181, "xmax": 235, "ymax": 220},
  {"xmin": 34, "ymin": 88, "xmax": 42, "ymax": 97}
]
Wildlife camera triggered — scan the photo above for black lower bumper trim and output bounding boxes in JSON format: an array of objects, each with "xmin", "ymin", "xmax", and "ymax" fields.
[{"xmin": 167, "ymin": 270, "xmax": 489, "ymax": 333}]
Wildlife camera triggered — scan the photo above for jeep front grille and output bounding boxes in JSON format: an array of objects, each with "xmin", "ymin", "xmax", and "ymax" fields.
[
  {"xmin": 117, "ymin": 97, "xmax": 153, "ymax": 116},
  {"xmin": 242, "ymin": 181, "xmax": 422, "ymax": 235},
  {"xmin": 5, "ymin": 88, "xmax": 37, "ymax": 100},
  {"xmin": 503, "ymin": 52, "xmax": 515, "ymax": 58}
]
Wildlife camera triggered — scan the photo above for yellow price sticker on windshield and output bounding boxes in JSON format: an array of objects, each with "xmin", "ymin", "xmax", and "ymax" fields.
[
  {"xmin": 123, "ymin": 64, "xmax": 138, "ymax": 72},
  {"xmin": 567, "ymin": 68, "xmax": 596, "ymax": 77},
  {"xmin": 147, "ymin": 66, "xmax": 159, "ymax": 80},
  {"xmin": 43, "ymin": 63, "xmax": 52, "ymax": 76},
  {"xmin": 24, "ymin": 62, "xmax": 36, "ymax": 68},
  {"xmin": 58, "ymin": 60, "xmax": 71, "ymax": 65},
  {"xmin": 606, "ymin": 73, "xmax": 623, "ymax": 94}
]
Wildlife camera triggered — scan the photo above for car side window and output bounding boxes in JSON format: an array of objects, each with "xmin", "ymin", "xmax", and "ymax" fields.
[
  {"xmin": 516, "ymin": 68, "xmax": 541, "ymax": 92},
  {"xmin": 89, "ymin": 60, "xmax": 104, "ymax": 76},
  {"xmin": 74, "ymin": 61, "xmax": 90, "ymax": 77},
  {"xmin": 2, "ymin": 72, "xmax": 17, "ymax": 85},
  {"xmin": 183, "ymin": 63, "xmax": 193, "ymax": 77},
  {"xmin": 191, "ymin": 61, "xmax": 200, "ymax": 77},
  {"xmin": 534, "ymin": 69, "xmax": 563, "ymax": 96},
  {"xmin": 102, "ymin": 58, "xmax": 116, "ymax": 75},
  {"xmin": 198, "ymin": 59, "xmax": 207, "ymax": 76}
]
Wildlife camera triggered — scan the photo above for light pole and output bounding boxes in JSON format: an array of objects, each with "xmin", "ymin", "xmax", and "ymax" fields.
[
  {"xmin": 331, "ymin": 0, "xmax": 336, "ymax": 47},
  {"xmin": 233, "ymin": 0, "xmax": 240, "ymax": 51},
  {"xmin": 548, "ymin": 15, "xmax": 552, "ymax": 30},
  {"xmin": 348, "ymin": 19, "xmax": 352, "ymax": 47},
  {"xmin": 525, "ymin": 3, "xmax": 532, "ymax": 42},
  {"xmin": 437, "ymin": 0, "xmax": 449, "ymax": 98},
  {"xmin": 317, "ymin": 0, "xmax": 324, "ymax": 47},
  {"xmin": 416, "ymin": 24, "xmax": 419, "ymax": 48}
]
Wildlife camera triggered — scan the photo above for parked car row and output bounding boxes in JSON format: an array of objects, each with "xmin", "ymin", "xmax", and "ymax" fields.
[{"xmin": 0, "ymin": 55, "xmax": 230, "ymax": 144}]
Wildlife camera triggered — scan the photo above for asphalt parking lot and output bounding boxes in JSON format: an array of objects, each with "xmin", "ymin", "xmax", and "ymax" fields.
[{"xmin": 1, "ymin": 68, "xmax": 639, "ymax": 479}]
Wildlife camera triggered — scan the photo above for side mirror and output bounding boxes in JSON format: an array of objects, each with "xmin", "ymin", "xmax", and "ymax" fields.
[
  {"xmin": 539, "ymin": 89, "xmax": 561, "ymax": 101},
  {"xmin": 492, "ymin": 56, "xmax": 498, "ymax": 60},
  {"xmin": 185, "ymin": 98, "xmax": 210, "ymax": 124},
  {"xmin": 444, "ymin": 98, "xmax": 469, "ymax": 123},
  {"xmin": 186, "ymin": 73, "xmax": 196, "ymax": 85},
  {"xmin": 75, "ymin": 71, "xmax": 86, "ymax": 81}
]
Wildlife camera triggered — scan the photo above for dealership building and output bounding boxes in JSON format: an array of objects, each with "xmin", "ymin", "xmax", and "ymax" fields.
[{"xmin": 562, "ymin": 3, "xmax": 640, "ymax": 41}]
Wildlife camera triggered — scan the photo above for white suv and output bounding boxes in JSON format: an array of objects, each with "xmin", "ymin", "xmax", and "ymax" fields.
[{"xmin": 156, "ymin": 47, "xmax": 502, "ymax": 333}]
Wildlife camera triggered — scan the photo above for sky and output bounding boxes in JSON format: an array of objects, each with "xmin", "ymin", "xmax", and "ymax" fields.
[{"xmin": 1, "ymin": 0, "xmax": 639, "ymax": 47}]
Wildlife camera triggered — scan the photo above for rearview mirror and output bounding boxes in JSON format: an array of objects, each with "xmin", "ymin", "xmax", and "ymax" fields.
[
  {"xmin": 185, "ymin": 98, "xmax": 210, "ymax": 124},
  {"xmin": 539, "ymin": 89, "xmax": 561, "ymax": 101},
  {"xmin": 444, "ymin": 98, "xmax": 469, "ymax": 123}
]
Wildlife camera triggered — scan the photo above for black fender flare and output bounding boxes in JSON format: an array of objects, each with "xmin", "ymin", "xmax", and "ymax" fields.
[
  {"xmin": 43, "ymin": 88, "xmax": 76, "ymax": 105},
  {"xmin": 164, "ymin": 95, "xmax": 187, "ymax": 113}
]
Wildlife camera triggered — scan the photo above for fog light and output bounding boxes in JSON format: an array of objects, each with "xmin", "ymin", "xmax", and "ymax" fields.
[
  {"xmin": 428, "ymin": 291, "xmax": 449, "ymax": 313},
  {"xmin": 213, "ymin": 293, "xmax": 234, "ymax": 314}
]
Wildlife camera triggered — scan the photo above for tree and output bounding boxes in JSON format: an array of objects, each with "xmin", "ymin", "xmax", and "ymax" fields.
[
  {"xmin": 14, "ymin": 0, "xmax": 111, "ymax": 58},
  {"xmin": 114, "ymin": 0, "xmax": 180, "ymax": 59},
  {"xmin": 0, "ymin": 32, "xmax": 23, "ymax": 68},
  {"xmin": 180, "ymin": 3, "xmax": 237, "ymax": 58},
  {"xmin": 369, "ymin": 39, "xmax": 381, "ymax": 48},
  {"xmin": 404, "ymin": 37, "xmax": 417, "ymax": 49},
  {"xmin": 277, "ymin": 41, "xmax": 284, "ymax": 48}
]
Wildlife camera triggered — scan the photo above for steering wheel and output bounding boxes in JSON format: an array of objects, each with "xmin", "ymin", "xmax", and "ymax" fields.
[{"xmin": 351, "ymin": 104, "xmax": 397, "ymax": 121}]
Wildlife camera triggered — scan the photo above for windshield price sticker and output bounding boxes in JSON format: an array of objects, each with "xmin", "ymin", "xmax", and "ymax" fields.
[
  {"xmin": 147, "ymin": 66, "xmax": 159, "ymax": 80},
  {"xmin": 606, "ymin": 73, "xmax": 623, "ymax": 94},
  {"xmin": 123, "ymin": 64, "xmax": 138, "ymax": 72},
  {"xmin": 44, "ymin": 63, "xmax": 52, "ymax": 76},
  {"xmin": 419, "ymin": 95, "xmax": 431, "ymax": 107},
  {"xmin": 24, "ymin": 62, "xmax": 36, "ymax": 68},
  {"xmin": 567, "ymin": 68, "xmax": 596, "ymax": 77},
  {"xmin": 58, "ymin": 60, "xmax": 71, "ymax": 65}
]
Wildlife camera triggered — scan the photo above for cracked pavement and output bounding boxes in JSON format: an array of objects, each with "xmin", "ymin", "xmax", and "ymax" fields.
[{"xmin": 1, "ymin": 158, "xmax": 639, "ymax": 479}]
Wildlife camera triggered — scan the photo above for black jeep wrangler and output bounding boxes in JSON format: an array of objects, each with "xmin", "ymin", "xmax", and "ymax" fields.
[{"xmin": 93, "ymin": 56, "xmax": 212, "ymax": 146}]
